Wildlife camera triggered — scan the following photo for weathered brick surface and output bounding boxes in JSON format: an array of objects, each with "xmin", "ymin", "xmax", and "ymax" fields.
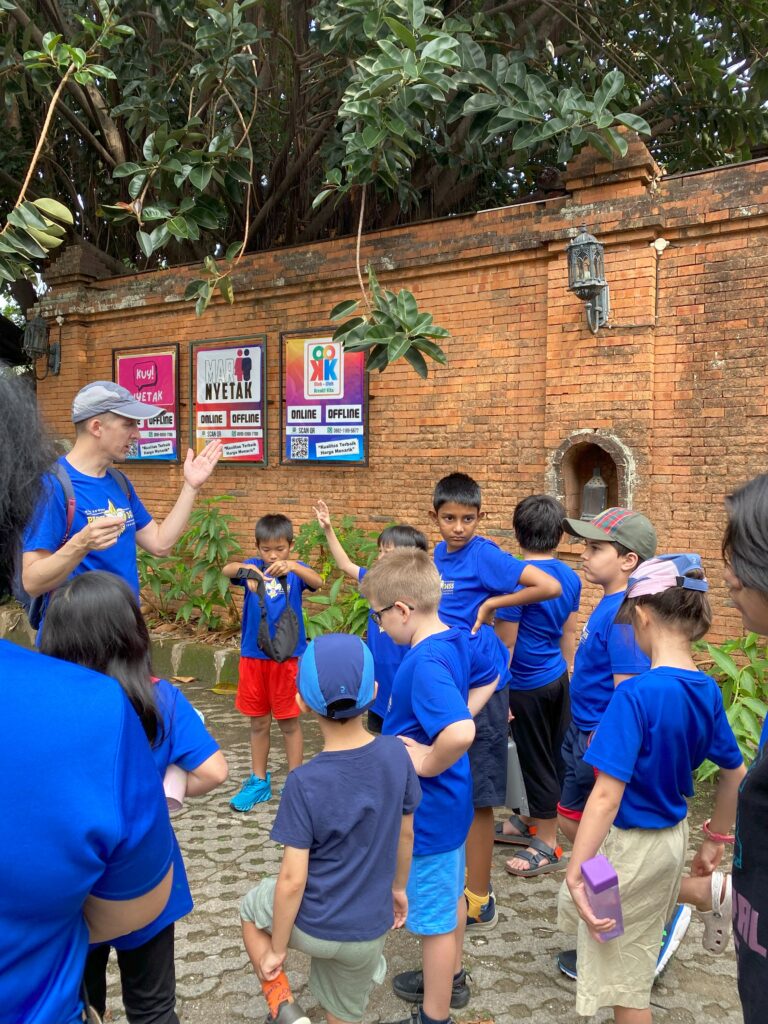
[{"xmin": 34, "ymin": 140, "xmax": 768, "ymax": 641}]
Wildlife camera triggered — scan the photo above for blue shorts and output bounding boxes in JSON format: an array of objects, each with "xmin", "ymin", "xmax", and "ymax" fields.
[
  {"xmin": 558, "ymin": 721, "xmax": 596, "ymax": 820},
  {"xmin": 406, "ymin": 846, "xmax": 465, "ymax": 936}
]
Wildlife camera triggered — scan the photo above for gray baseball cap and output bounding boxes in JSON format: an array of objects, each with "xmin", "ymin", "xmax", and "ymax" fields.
[{"xmin": 71, "ymin": 381, "xmax": 163, "ymax": 424}]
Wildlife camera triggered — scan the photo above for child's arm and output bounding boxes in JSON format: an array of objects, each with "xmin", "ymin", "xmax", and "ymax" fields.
[
  {"xmin": 185, "ymin": 751, "xmax": 229, "ymax": 797},
  {"xmin": 495, "ymin": 619, "xmax": 519, "ymax": 660},
  {"xmin": 259, "ymin": 846, "xmax": 309, "ymax": 979},
  {"xmin": 266, "ymin": 558, "xmax": 323, "ymax": 591},
  {"xmin": 473, "ymin": 563, "xmax": 562, "ymax": 633},
  {"xmin": 392, "ymin": 813, "xmax": 415, "ymax": 929},
  {"xmin": 565, "ymin": 771, "xmax": 625, "ymax": 939},
  {"xmin": 690, "ymin": 763, "xmax": 747, "ymax": 877},
  {"xmin": 399, "ymin": 719, "xmax": 476, "ymax": 778},
  {"xmin": 467, "ymin": 680, "xmax": 498, "ymax": 717},
  {"xmin": 559, "ymin": 611, "xmax": 579, "ymax": 674},
  {"xmin": 313, "ymin": 499, "xmax": 362, "ymax": 581}
]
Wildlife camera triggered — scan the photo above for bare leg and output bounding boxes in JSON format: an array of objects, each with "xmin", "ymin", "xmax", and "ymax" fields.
[
  {"xmin": 558, "ymin": 813, "xmax": 579, "ymax": 845},
  {"xmin": 326, "ymin": 1015, "xmax": 359, "ymax": 1024},
  {"xmin": 422, "ymin": 932, "xmax": 456, "ymax": 1020},
  {"xmin": 453, "ymin": 895, "xmax": 466, "ymax": 974},
  {"xmin": 506, "ymin": 816, "xmax": 559, "ymax": 872},
  {"xmin": 241, "ymin": 919, "xmax": 272, "ymax": 974},
  {"xmin": 678, "ymin": 873, "xmax": 725, "ymax": 911},
  {"xmin": 614, "ymin": 1006, "xmax": 652, "ymax": 1024},
  {"xmin": 465, "ymin": 807, "xmax": 494, "ymax": 895},
  {"xmin": 278, "ymin": 716, "xmax": 304, "ymax": 771},
  {"xmin": 249, "ymin": 715, "xmax": 272, "ymax": 778}
]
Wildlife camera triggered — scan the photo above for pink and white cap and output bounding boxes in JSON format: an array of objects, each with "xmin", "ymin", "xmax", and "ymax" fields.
[{"xmin": 626, "ymin": 553, "xmax": 708, "ymax": 599}]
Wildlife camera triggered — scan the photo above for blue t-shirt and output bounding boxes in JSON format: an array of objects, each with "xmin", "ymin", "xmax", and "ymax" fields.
[
  {"xmin": 384, "ymin": 628, "xmax": 473, "ymax": 856},
  {"xmin": 110, "ymin": 679, "xmax": 219, "ymax": 950},
  {"xmin": 358, "ymin": 566, "xmax": 409, "ymax": 719},
  {"xmin": 0, "ymin": 641, "xmax": 174, "ymax": 1024},
  {"xmin": 271, "ymin": 735, "xmax": 420, "ymax": 941},
  {"xmin": 585, "ymin": 667, "xmax": 743, "ymax": 829},
  {"xmin": 233, "ymin": 557, "xmax": 314, "ymax": 660},
  {"xmin": 434, "ymin": 535, "xmax": 525, "ymax": 631},
  {"xmin": 23, "ymin": 457, "xmax": 152, "ymax": 611},
  {"xmin": 569, "ymin": 590, "xmax": 649, "ymax": 730},
  {"xmin": 495, "ymin": 558, "xmax": 582, "ymax": 690}
]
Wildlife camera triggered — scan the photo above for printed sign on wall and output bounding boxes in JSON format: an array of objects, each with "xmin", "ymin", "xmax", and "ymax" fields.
[
  {"xmin": 281, "ymin": 332, "xmax": 367, "ymax": 464},
  {"xmin": 113, "ymin": 345, "xmax": 180, "ymax": 461},
  {"xmin": 190, "ymin": 337, "xmax": 267, "ymax": 464}
]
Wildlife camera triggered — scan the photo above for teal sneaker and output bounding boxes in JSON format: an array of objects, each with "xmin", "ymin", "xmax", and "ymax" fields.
[{"xmin": 230, "ymin": 772, "xmax": 272, "ymax": 812}]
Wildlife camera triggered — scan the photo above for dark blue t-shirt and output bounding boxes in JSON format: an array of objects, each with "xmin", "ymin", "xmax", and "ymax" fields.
[
  {"xmin": 271, "ymin": 735, "xmax": 420, "ymax": 941},
  {"xmin": 496, "ymin": 558, "xmax": 582, "ymax": 690},
  {"xmin": 358, "ymin": 566, "xmax": 409, "ymax": 719},
  {"xmin": 110, "ymin": 679, "xmax": 219, "ymax": 950},
  {"xmin": 434, "ymin": 535, "xmax": 525, "ymax": 631},
  {"xmin": 23, "ymin": 457, "xmax": 152, "ymax": 618},
  {"xmin": 569, "ymin": 590, "xmax": 649, "ymax": 730},
  {"xmin": 585, "ymin": 667, "xmax": 743, "ymax": 829},
  {"xmin": 233, "ymin": 557, "xmax": 314, "ymax": 660},
  {"xmin": 0, "ymin": 641, "xmax": 174, "ymax": 1024},
  {"xmin": 384, "ymin": 628, "xmax": 473, "ymax": 856}
]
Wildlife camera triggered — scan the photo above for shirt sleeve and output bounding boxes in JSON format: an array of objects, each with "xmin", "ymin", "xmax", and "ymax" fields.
[
  {"xmin": 572, "ymin": 577, "xmax": 582, "ymax": 613},
  {"xmin": 357, "ymin": 567, "xmax": 367, "ymax": 583},
  {"xmin": 583, "ymin": 687, "xmax": 644, "ymax": 783},
  {"xmin": 608, "ymin": 621, "xmax": 650, "ymax": 676},
  {"xmin": 271, "ymin": 771, "xmax": 314, "ymax": 849},
  {"xmin": 162, "ymin": 684, "xmax": 220, "ymax": 772},
  {"xmin": 402, "ymin": 755, "xmax": 422, "ymax": 815},
  {"xmin": 478, "ymin": 542, "xmax": 525, "ymax": 596},
  {"xmin": 22, "ymin": 473, "xmax": 67, "ymax": 553},
  {"xmin": 90, "ymin": 693, "xmax": 175, "ymax": 900},
  {"xmin": 128, "ymin": 478, "xmax": 152, "ymax": 532},
  {"xmin": 707, "ymin": 694, "xmax": 745, "ymax": 769},
  {"xmin": 411, "ymin": 648, "xmax": 472, "ymax": 743},
  {"xmin": 296, "ymin": 560, "xmax": 317, "ymax": 593}
]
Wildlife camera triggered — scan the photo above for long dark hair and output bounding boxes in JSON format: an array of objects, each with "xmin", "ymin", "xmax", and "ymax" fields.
[{"xmin": 39, "ymin": 571, "xmax": 164, "ymax": 744}]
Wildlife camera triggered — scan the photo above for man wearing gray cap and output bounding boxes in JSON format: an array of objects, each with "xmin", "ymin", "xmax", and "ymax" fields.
[{"xmin": 22, "ymin": 380, "xmax": 222, "ymax": 624}]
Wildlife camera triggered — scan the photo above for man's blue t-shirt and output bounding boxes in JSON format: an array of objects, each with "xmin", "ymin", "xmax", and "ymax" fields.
[
  {"xmin": 0, "ymin": 641, "xmax": 174, "ymax": 1024},
  {"xmin": 23, "ymin": 457, "xmax": 152, "ymax": 607},
  {"xmin": 495, "ymin": 558, "xmax": 582, "ymax": 690},
  {"xmin": 585, "ymin": 667, "xmax": 743, "ymax": 829},
  {"xmin": 569, "ymin": 590, "xmax": 649, "ymax": 730},
  {"xmin": 110, "ymin": 679, "xmax": 219, "ymax": 950},
  {"xmin": 233, "ymin": 557, "xmax": 314, "ymax": 660},
  {"xmin": 384, "ymin": 628, "xmax": 473, "ymax": 856},
  {"xmin": 358, "ymin": 566, "xmax": 408, "ymax": 719},
  {"xmin": 271, "ymin": 735, "xmax": 420, "ymax": 941}
]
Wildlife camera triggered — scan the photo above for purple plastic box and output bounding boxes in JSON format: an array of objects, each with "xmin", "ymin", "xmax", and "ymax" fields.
[{"xmin": 581, "ymin": 854, "xmax": 624, "ymax": 942}]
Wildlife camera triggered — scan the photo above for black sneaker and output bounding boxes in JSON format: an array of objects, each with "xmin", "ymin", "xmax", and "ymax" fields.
[
  {"xmin": 557, "ymin": 948, "xmax": 577, "ymax": 979},
  {"xmin": 392, "ymin": 968, "xmax": 470, "ymax": 1009}
]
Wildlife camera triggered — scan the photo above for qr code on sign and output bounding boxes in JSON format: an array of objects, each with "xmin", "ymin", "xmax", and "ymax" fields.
[{"xmin": 290, "ymin": 436, "xmax": 309, "ymax": 460}]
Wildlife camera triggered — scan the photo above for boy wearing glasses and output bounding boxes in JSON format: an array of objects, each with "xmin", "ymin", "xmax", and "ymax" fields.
[{"xmin": 360, "ymin": 550, "xmax": 497, "ymax": 1024}]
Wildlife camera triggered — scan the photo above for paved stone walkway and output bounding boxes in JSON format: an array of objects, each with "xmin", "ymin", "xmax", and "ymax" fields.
[{"xmin": 102, "ymin": 677, "xmax": 744, "ymax": 1024}]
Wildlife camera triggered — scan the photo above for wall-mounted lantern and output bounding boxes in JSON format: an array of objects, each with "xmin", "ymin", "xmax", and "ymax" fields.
[
  {"xmin": 22, "ymin": 315, "xmax": 61, "ymax": 378},
  {"xmin": 566, "ymin": 225, "xmax": 610, "ymax": 334},
  {"xmin": 581, "ymin": 466, "xmax": 608, "ymax": 520}
]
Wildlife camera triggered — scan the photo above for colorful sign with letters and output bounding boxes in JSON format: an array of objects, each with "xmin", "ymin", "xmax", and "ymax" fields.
[
  {"xmin": 113, "ymin": 345, "xmax": 180, "ymax": 461},
  {"xmin": 190, "ymin": 337, "xmax": 267, "ymax": 464},
  {"xmin": 281, "ymin": 332, "xmax": 367, "ymax": 464}
]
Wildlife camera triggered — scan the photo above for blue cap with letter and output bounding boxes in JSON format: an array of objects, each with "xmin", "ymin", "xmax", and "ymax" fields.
[{"xmin": 298, "ymin": 634, "xmax": 375, "ymax": 719}]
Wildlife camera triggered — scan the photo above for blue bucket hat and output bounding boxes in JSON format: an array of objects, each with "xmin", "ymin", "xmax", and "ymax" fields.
[{"xmin": 298, "ymin": 634, "xmax": 375, "ymax": 719}]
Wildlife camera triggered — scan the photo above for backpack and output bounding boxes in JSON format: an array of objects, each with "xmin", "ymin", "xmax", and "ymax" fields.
[
  {"xmin": 16, "ymin": 462, "xmax": 131, "ymax": 628},
  {"xmin": 255, "ymin": 575, "xmax": 300, "ymax": 662}
]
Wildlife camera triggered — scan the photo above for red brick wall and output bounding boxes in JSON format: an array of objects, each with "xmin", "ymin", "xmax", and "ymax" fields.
[{"xmin": 35, "ymin": 139, "xmax": 768, "ymax": 641}]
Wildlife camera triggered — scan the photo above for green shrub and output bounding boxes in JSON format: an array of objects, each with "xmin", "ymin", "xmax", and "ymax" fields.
[
  {"xmin": 139, "ymin": 495, "xmax": 242, "ymax": 633},
  {"xmin": 695, "ymin": 632, "xmax": 768, "ymax": 782}
]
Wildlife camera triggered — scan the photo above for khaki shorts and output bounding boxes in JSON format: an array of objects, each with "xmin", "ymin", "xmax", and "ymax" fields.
[
  {"xmin": 557, "ymin": 820, "xmax": 688, "ymax": 1016},
  {"xmin": 240, "ymin": 878, "xmax": 387, "ymax": 1023}
]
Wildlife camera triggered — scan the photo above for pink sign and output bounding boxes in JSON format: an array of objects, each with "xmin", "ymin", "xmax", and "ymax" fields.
[{"xmin": 114, "ymin": 346, "xmax": 179, "ymax": 461}]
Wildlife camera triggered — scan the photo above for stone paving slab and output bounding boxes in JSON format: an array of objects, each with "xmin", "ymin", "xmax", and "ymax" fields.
[{"xmin": 101, "ymin": 678, "xmax": 743, "ymax": 1024}]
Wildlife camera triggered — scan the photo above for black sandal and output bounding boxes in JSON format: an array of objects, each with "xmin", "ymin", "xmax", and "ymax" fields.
[{"xmin": 494, "ymin": 813, "xmax": 537, "ymax": 846}]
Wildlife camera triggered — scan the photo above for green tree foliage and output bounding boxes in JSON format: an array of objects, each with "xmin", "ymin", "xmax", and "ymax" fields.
[{"xmin": 1, "ymin": 1, "xmax": 766, "ymax": 370}]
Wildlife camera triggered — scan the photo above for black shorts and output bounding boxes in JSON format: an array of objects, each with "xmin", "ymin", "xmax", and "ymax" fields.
[
  {"xmin": 508, "ymin": 671, "xmax": 570, "ymax": 820},
  {"xmin": 468, "ymin": 686, "xmax": 509, "ymax": 809},
  {"xmin": 558, "ymin": 720, "xmax": 597, "ymax": 820}
]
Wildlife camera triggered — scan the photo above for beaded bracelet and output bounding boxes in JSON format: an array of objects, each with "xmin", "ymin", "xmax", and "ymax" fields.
[{"xmin": 703, "ymin": 818, "xmax": 735, "ymax": 844}]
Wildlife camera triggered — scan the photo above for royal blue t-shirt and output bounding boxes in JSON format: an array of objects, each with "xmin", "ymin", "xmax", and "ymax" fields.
[
  {"xmin": 434, "ymin": 535, "xmax": 525, "ymax": 630},
  {"xmin": 569, "ymin": 590, "xmax": 649, "ymax": 730},
  {"xmin": 358, "ymin": 566, "xmax": 409, "ymax": 719},
  {"xmin": 384, "ymin": 628, "xmax": 473, "ymax": 856},
  {"xmin": 0, "ymin": 641, "xmax": 174, "ymax": 1024},
  {"xmin": 585, "ymin": 667, "xmax": 742, "ymax": 829},
  {"xmin": 271, "ymin": 735, "xmax": 420, "ymax": 941},
  {"xmin": 233, "ymin": 557, "xmax": 314, "ymax": 660},
  {"xmin": 495, "ymin": 558, "xmax": 582, "ymax": 690},
  {"xmin": 110, "ymin": 679, "xmax": 219, "ymax": 950}
]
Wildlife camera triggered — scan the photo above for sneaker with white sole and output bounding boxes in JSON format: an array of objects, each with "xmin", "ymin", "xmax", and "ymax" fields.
[
  {"xmin": 655, "ymin": 904, "xmax": 691, "ymax": 976},
  {"xmin": 230, "ymin": 772, "xmax": 272, "ymax": 812},
  {"xmin": 466, "ymin": 891, "xmax": 499, "ymax": 929}
]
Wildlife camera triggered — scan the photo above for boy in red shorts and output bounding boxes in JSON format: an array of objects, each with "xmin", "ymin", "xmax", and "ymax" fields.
[{"xmin": 224, "ymin": 514, "xmax": 322, "ymax": 811}]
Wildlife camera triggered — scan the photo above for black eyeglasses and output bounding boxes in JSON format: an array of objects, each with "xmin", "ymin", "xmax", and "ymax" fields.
[{"xmin": 371, "ymin": 602, "xmax": 414, "ymax": 626}]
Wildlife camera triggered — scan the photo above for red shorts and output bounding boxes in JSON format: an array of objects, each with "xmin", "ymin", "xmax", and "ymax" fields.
[{"xmin": 235, "ymin": 657, "xmax": 300, "ymax": 719}]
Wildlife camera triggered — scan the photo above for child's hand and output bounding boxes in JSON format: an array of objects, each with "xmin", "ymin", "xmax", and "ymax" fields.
[
  {"xmin": 266, "ymin": 559, "xmax": 293, "ymax": 578},
  {"xmin": 472, "ymin": 599, "xmax": 496, "ymax": 634},
  {"xmin": 398, "ymin": 735, "xmax": 433, "ymax": 775},
  {"xmin": 392, "ymin": 888, "xmax": 408, "ymax": 929},
  {"xmin": 566, "ymin": 870, "xmax": 616, "ymax": 941},
  {"xmin": 313, "ymin": 500, "xmax": 331, "ymax": 530},
  {"xmin": 691, "ymin": 838, "xmax": 725, "ymax": 877},
  {"xmin": 258, "ymin": 947, "xmax": 286, "ymax": 981}
]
